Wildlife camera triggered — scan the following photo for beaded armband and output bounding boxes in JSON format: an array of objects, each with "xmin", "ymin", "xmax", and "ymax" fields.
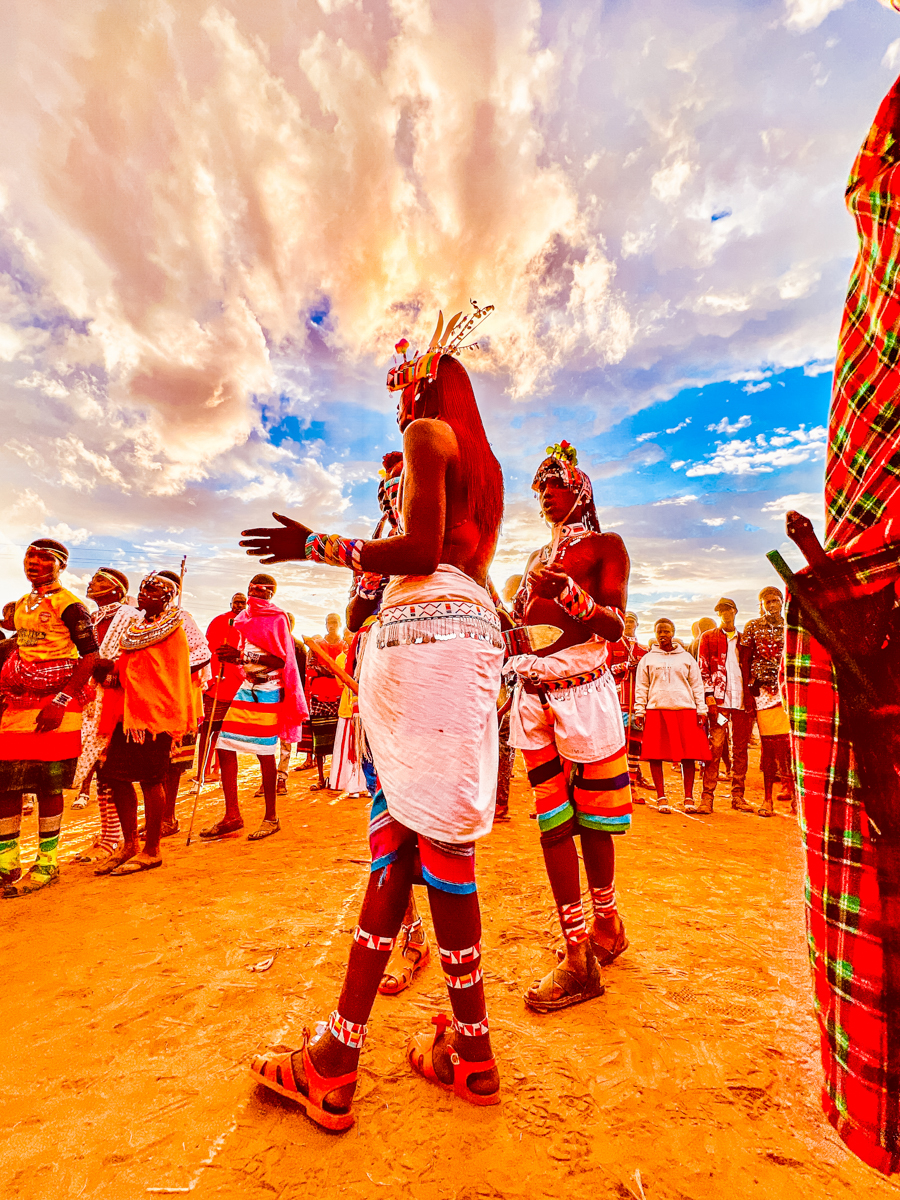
[
  {"xmin": 557, "ymin": 580, "xmax": 623, "ymax": 632},
  {"xmin": 51, "ymin": 692, "xmax": 73, "ymax": 707},
  {"xmin": 355, "ymin": 572, "xmax": 388, "ymax": 600},
  {"xmin": 305, "ymin": 533, "xmax": 365, "ymax": 571}
]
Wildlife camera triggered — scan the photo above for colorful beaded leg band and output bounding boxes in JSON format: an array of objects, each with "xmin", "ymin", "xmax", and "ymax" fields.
[
  {"xmin": 559, "ymin": 900, "xmax": 590, "ymax": 944},
  {"xmin": 452, "ymin": 1016, "xmax": 490, "ymax": 1038},
  {"xmin": 328, "ymin": 1010, "xmax": 367, "ymax": 1049},
  {"xmin": 443, "ymin": 967, "xmax": 484, "ymax": 990},
  {"xmin": 305, "ymin": 533, "xmax": 365, "ymax": 571},
  {"xmin": 438, "ymin": 942, "xmax": 482, "ymax": 965},
  {"xmin": 353, "ymin": 926, "xmax": 396, "ymax": 952}
]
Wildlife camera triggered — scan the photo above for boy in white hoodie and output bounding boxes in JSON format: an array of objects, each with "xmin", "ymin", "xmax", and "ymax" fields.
[{"xmin": 633, "ymin": 619, "xmax": 710, "ymax": 813}]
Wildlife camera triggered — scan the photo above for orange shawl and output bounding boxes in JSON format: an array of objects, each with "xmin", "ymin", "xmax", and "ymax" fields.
[{"xmin": 119, "ymin": 626, "xmax": 194, "ymax": 738}]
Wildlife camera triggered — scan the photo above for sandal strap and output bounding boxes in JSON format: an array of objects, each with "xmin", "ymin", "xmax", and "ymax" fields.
[{"xmin": 301, "ymin": 1036, "xmax": 358, "ymax": 1104}]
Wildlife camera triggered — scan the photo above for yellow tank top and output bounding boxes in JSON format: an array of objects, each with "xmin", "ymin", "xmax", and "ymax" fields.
[{"xmin": 15, "ymin": 586, "xmax": 83, "ymax": 662}]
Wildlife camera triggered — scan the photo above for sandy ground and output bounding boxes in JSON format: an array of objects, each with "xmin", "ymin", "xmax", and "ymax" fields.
[{"xmin": 2, "ymin": 749, "xmax": 900, "ymax": 1200}]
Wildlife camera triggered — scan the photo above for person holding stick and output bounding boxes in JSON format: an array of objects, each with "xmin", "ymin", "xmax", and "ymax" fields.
[{"xmin": 199, "ymin": 575, "xmax": 307, "ymax": 841}]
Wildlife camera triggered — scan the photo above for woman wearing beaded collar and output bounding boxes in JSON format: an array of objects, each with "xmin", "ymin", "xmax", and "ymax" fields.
[{"xmin": 0, "ymin": 539, "xmax": 99, "ymax": 897}]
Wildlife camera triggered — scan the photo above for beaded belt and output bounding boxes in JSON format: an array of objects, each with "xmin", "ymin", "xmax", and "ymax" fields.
[
  {"xmin": 522, "ymin": 665, "xmax": 610, "ymax": 696},
  {"xmin": 376, "ymin": 599, "xmax": 503, "ymax": 650}
]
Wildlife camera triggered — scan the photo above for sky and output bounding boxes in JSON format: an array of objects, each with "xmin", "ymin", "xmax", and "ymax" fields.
[{"xmin": 0, "ymin": 0, "xmax": 898, "ymax": 637}]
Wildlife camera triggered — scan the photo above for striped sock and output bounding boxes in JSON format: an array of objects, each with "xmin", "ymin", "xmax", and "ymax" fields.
[
  {"xmin": 97, "ymin": 788, "xmax": 123, "ymax": 851},
  {"xmin": 37, "ymin": 812, "xmax": 63, "ymax": 870},
  {"xmin": 0, "ymin": 814, "xmax": 22, "ymax": 879}
]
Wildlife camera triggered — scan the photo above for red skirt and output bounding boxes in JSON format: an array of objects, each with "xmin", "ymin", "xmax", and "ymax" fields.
[{"xmin": 641, "ymin": 709, "xmax": 710, "ymax": 762}]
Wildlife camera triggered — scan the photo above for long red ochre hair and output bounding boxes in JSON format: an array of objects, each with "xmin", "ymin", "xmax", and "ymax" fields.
[{"xmin": 415, "ymin": 355, "xmax": 504, "ymax": 538}]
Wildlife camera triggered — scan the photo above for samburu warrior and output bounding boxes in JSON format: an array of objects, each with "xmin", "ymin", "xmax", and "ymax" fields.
[
  {"xmin": 508, "ymin": 442, "xmax": 632, "ymax": 1010},
  {"xmin": 241, "ymin": 305, "xmax": 504, "ymax": 1128}
]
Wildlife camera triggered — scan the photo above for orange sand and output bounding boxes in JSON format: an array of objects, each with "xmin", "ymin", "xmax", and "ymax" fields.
[{"xmin": 2, "ymin": 752, "xmax": 899, "ymax": 1200}]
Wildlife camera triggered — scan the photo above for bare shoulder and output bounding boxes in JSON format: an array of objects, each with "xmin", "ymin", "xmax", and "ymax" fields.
[
  {"xmin": 582, "ymin": 530, "xmax": 629, "ymax": 563},
  {"xmin": 403, "ymin": 418, "xmax": 457, "ymax": 461}
]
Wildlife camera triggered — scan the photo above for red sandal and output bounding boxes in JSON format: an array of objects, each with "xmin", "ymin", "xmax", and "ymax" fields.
[
  {"xmin": 250, "ymin": 1031, "xmax": 357, "ymax": 1131},
  {"xmin": 407, "ymin": 1014, "xmax": 500, "ymax": 1107}
]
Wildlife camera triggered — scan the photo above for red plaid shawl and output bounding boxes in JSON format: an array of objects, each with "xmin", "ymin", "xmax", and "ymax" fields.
[{"xmin": 784, "ymin": 75, "xmax": 900, "ymax": 1175}]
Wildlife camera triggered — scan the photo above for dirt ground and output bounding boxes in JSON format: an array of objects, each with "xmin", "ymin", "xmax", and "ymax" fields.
[{"xmin": 2, "ymin": 749, "xmax": 899, "ymax": 1200}]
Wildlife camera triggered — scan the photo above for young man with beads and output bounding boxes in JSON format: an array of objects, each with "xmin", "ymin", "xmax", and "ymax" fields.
[
  {"xmin": 241, "ymin": 330, "xmax": 504, "ymax": 1127},
  {"xmin": 507, "ymin": 443, "xmax": 632, "ymax": 1010}
]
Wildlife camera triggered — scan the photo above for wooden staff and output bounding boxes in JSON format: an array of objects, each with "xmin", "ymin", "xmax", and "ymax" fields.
[
  {"xmin": 303, "ymin": 636, "xmax": 358, "ymax": 695},
  {"xmin": 186, "ymin": 616, "xmax": 233, "ymax": 846}
]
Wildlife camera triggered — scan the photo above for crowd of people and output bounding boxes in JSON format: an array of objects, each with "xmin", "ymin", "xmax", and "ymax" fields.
[{"xmin": 0, "ymin": 333, "xmax": 796, "ymax": 1132}]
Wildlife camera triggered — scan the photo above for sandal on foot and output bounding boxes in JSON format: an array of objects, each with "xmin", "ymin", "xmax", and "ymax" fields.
[
  {"xmin": 249, "ymin": 1033, "xmax": 356, "ymax": 1131},
  {"xmin": 71, "ymin": 795, "xmax": 89, "ymax": 810},
  {"xmin": 110, "ymin": 857, "xmax": 163, "ymax": 876},
  {"xmin": 309, "ymin": 782, "xmax": 331, "ymax": 792},
  {"xmin": 756, "ymin": 806, "xmax": 774, "ymax": 818},
  {"xmin": 198, "ymin": 817, "xmax": 245, "ymax": 839},
  {"xmin": 525, "ymin": 950, "xmax": 604, "ymax": 1013},
  {"xmin": 556, "ymin": 920, "xmax": 628, "ymax": 970},
  {"xmin": 3, "ymin": 864, "xmax": 59, "ymax": 898},
  {"xmin": 160, "ymin": 819, "xmax": 180, "ymax": 838},
  {"xmin": 248, "ymin": 818, "xmax": 280, "ymax": 841},
  {"xmin": 378, "ymin": 932, "xmax": 430, "ymax": 995},
  {"xmin": 656, "ymin": 803, "xmax": 673, "ymax": 814},
  {"xmin": 407, "ymin": 1014, "xmax": 500, "ymax": 1107},
  {"xmin": 74, "ymin": 843, "xmax": 121, "ymax": 864}
]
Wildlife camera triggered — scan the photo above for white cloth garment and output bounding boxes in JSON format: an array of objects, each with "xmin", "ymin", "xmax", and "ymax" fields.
[
  {"xmin": 507, "ymin": 638, "xmax": 625, "ymax": 763},
  {"xmin": 722, "ymin": 631, "xmax": 743, "ymax": 709},
  {"xmin": 73, "ymin": 603, "xmax": 142, "ymax": 788},
  {"xmin": 633, "ymin": 644, "xmax": 708, "ymax": 718},
  {"xmin": 328, "ymin": 715, "xmax": 367, "ymax": 793},
  {"xmin": 358, "ymin": 565, "xmax": 503, "ymax": 843}
]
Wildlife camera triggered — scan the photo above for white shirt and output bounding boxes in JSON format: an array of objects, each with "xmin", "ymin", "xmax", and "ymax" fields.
[{"xmin": 722, "ymin": 630, "xmax": 743, "ymax": 709}]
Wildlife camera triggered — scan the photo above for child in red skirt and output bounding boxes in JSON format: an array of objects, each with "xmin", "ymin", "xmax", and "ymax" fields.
[{"xmin": 633, "ymin": 618, "xmax": 710, "ymax": 813}]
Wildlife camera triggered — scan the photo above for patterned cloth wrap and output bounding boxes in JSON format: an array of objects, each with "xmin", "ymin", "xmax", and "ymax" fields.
[
  {"xmin": 783, "ymin": 75, "xmax": 900, "ymax": 1177},
  {"xmin": 0, "ymin": 653, "xmax": 91, "ymax": 708}
]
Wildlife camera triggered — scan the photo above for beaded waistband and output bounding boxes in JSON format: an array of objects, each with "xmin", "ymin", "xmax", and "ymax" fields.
[
  {"xmin": 376, "ymin": 600, "xmax": 503, "ymax": 650},
  {"xmin": 522, "ymin": 665, "xmax": 610, "ymax": 696}
]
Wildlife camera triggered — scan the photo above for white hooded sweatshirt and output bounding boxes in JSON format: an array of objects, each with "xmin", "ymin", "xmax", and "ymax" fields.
[{"xmin": 634, "ymin": 643, "xmax": 707, "ymax": 718}]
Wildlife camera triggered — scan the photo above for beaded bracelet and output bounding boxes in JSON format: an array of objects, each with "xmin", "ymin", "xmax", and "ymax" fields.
[
  {"xmin": 305, "ymin": 533, "xmax": 364, "ymax": 571},
  {"xmin": 558, "ymin": 580, "xmax": 624, "ymax": 632},
  {"xmin": 51, "ymin": 692, "xmax": 73, "ymax": 707},
  {"xmin": 355, "ymin": 572, "xmax": 388, "ymax": 600}
]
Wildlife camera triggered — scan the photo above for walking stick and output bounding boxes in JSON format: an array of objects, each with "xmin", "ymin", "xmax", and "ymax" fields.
[{"xmin": 186, "ymin": 617, "xmax": 233, "ymax": 846}]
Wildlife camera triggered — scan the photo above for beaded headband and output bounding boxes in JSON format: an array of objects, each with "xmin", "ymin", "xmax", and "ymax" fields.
[
  {"xmin": 96, "ymin": 568, "xmax": 127, "ymax": 595},
  {"xmin": 386, "ymin": 302, "xmax": 494, "ymax": 394},
  {"xmin": 532, "ymin": 441, "xmax": 593, "ymax": 511},
  {"xmin": 27, "ymin": 539, "xmax": 68, "ymax": 566}
]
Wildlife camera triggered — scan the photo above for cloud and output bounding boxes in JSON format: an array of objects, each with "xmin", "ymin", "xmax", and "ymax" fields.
[
  {"xmin": 783, "ymin": 0, "xmax": 854, "ymax": 33},
  {"xmin": 653, "ymin": 494, "xmax": 698, "ymax": 506},
  {"xmin": 635, "ymin": 430, "xmax": 660, "ymax": 443},
  {"xmin": 743, "ymin": 381, "xmax": 771, "ymax": 394},
  {"xmin": 702, "ymin": 517, "xmax": 727, "ymax": 526},
  {"xmin": 665, "ymin": 418, "xmax": 692, "ymax": 434},
  {"xmin": 589, "ymin": 443, "xmax": 665, "ymax": 479},
  {"xmin": 760, "ymin": 490, "xmax": 824, "ymax": 515},
  {"xmin": 707, "ymin": 414, "xmax": 752, "ymax": 434},
  {"xmin": 681, "ymin": 424, "xmax": 826, "ymax": 476}
]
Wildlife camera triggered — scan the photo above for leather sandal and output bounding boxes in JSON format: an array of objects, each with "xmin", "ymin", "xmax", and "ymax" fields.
[
  {"xmin": 378, "ymin": 928, "xmax": 430, "ymax": 995},
  {"xmin": 250, "ymin": 1032, "xmax": 357, "ymax": 1131},
  {"xmin": 407, "ymin": 1014, "xmax": 500, "ymax": 1107},
  {"xmin": 525, "ymin": 947, "xmax": 604, "ymax": 1012},
  {"xmin": 198, "ymin": 817, "xmax": 244, "ymax": 839}
]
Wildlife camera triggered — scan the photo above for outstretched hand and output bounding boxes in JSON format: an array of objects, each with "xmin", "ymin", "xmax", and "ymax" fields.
[{"xmin": 240, "ymin": 513, "xmax": 311, "ymax": 564}]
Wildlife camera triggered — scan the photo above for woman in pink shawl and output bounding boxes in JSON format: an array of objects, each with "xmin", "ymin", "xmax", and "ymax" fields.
[{"xmin": 199, "ymin": 575, "xmax": 308, "ymax": 840}]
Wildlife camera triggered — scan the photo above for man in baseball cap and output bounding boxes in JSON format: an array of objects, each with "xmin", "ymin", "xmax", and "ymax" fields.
[{"xmin": 693, "ymin": 598, "xmax": 754, "ymax": 815}]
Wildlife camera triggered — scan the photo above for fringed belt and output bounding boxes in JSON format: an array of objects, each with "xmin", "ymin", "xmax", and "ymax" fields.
[
  {"xmin": 522, "ymin": 666, "xmax": 610, "ymax": 697},
  {"xmin": 376, "ymin": 600, "xmax": 503, "ymax": 650}
]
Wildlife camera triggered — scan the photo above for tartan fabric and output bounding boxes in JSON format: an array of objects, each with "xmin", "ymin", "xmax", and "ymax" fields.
[{"xmin": 784, "ymin": 75, "xmax": 900, "ymax": 1176}]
